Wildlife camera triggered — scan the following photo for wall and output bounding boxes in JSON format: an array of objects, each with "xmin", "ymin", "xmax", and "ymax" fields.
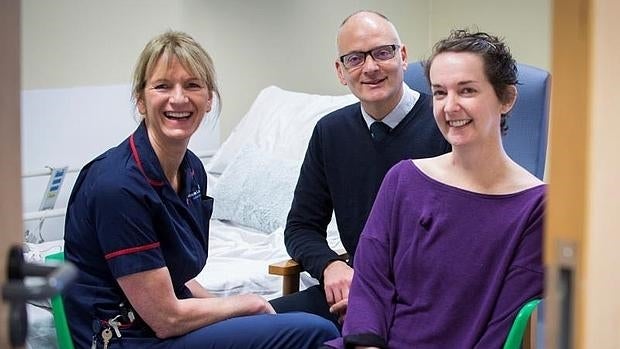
[
  {"xmin": 182, "ymin": 0, "xmax": 432, "ymax": 140},
  {"xmin": 428, "ymin": 0, "xmax": 551, "ymax": 71},
  {"xmin": 584, "ymin": 0, "xmax": 620, "ymax": 346}
]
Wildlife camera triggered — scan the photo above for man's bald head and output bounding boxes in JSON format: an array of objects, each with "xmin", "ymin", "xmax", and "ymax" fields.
[
  {"xmin": 334, "ymin": 10, "xmax": 408, "ymax": 119},
  {"xmin": 337, "ymin": 11, "xmax": 401, "ymax": 50}
]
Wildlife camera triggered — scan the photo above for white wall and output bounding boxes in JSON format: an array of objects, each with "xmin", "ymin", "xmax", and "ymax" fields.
[
  {"xmin": 428, "ymin": 0, "xmax": 551, "ymax": 71},
  {"xmin": 22, "ymin": 0, "xmax": 550, "ymax": 139}
]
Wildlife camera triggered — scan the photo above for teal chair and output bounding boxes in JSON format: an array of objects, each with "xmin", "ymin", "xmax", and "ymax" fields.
[
  {"xmin": 504, "ymin": 299, "xmax": 542, "ymax": 349},
  {"xmin": 45, "ymin": 251, "xmax": 75, "ymax": 349}
]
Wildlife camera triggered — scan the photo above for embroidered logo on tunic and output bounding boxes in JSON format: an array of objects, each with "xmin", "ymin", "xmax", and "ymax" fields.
[
  {"xmin": 186, "ymin": 183, "xmax": 201, "ymax": 204},
  {"xmin": 187, "ymin": 189, "xmax": 201, "ymax": 201}
]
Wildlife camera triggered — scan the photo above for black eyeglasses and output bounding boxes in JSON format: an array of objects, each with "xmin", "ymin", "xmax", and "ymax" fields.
[{"xmin": 339, "ymin": 44, "xmax": 400, "ymax": 69}]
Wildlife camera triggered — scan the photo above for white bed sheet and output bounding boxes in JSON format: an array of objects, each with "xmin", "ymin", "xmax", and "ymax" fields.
[
  {"xmin": 26, "ymin": 303, "xmax": 56, "ymax": 349},
  {"xmin": 198, "ymin": 219, "xmax": 289, "ymax": 299},
  {"xmin": 197, "ymin": 218, "xmax": 343, "ymax": 300}
]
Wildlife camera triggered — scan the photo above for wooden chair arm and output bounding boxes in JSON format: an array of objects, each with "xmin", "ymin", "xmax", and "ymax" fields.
[
  {"xmin": 268, "ymin": 259, "xmax": 302, "ymax": 276},
  {"xmin": 268, "ymin": 250, "xmax": 349, "ymax": 296},
  {"xmin": 268, "ymin": 259, "xmax": 302, "ymax": 296}
]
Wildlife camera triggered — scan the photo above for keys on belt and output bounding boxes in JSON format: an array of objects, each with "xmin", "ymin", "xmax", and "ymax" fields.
[
  {"xmin": 100, "ymin": 328, "xmax": 113, "ymax": 349},
  {"xmin": 91, "ymin": 303, "xmax": 136, "ymax": 348}
]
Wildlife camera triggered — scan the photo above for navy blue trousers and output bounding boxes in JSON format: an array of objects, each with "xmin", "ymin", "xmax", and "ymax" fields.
[
  {"xmin": 111, "ymin": 312, "xmax": 338, "ymax": 348},
  {"xmin": 270, "ymin": 285, "xmax": 341, "ymax": 331}
]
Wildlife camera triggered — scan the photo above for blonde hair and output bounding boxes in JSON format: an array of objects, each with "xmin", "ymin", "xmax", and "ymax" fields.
[{"xmin": 131, "ymin": 30, "xmax": 220, "ymax": 115}]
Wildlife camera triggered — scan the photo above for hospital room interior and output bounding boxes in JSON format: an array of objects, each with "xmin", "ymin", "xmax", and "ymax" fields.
[{"xmin": 1, "ymin": 0, "xmax": 619, "ymax": 348}]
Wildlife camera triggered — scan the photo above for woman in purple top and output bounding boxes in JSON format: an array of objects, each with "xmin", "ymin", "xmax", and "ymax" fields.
[{"xmin": 323, "ymin": 29, "xmax": 545, "ymax": 349}]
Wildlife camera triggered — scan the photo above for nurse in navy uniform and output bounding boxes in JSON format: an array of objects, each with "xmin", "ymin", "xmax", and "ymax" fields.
[{"xmin": 63, "ymin": 30, "xmax": 338, "ymax": 349}]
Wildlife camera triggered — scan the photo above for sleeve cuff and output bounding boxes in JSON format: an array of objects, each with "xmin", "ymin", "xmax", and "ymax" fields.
[
  {"xmin": 344, "ymin": 333, "xmax": 388, "ymax": 349},
  {"xmin": 318, "ymin": 256, "xmax": 350, "ymax": 282}
]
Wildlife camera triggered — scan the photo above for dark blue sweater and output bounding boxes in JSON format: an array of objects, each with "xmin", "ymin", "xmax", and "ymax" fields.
[{"xmin": 284, "ymin": 93, "xmax": 451, "ymax": 280}]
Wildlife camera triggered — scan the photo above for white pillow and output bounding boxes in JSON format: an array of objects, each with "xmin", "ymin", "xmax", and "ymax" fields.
[
  {"xmin": 207, "ymin": 86, "xmax": 358, "ymax": 174},
  {"xmin": 211, "ymin": 145, "xmax": 302, "ymax": 233}
]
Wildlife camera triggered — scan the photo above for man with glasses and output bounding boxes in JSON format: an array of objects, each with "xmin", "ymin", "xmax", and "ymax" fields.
[{"xmin": 270, "ymin": 10, "xmax": 450, "ymax": 328}]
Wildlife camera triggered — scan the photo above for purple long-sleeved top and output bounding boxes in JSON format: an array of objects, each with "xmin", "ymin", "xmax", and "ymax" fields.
[{"xmin": 324, "ymin": 160, "xmax": 545, "ymax": 349}]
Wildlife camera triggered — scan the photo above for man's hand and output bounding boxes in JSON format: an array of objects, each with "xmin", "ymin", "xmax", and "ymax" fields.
[
  {"xmin": 323, "ymin": 260, "xmax": 354, "ymax": 305},
  {"xmin": 323, "ymin": 260, "xmax": 354, "ymax": 322}
]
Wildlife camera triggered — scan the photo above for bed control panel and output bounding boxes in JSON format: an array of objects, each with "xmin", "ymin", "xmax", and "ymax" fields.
[{"xmin": 39, "ymin": 166, "xmax": 68, "ymax": 211}]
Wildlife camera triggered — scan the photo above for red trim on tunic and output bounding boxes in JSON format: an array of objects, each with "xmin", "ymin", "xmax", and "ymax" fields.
[
  {"xmin": 104, "ymin": 242, "xmax": 161, "ymax": 260},
  {"xmin": 129, "ymin": 134, "xmax": 165, "ymax": 187}
]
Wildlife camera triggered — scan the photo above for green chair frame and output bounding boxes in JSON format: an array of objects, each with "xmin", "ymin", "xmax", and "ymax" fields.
[
  {"xmin": 45, "ymin": 251, "xmax": 75, "ymax": 349},
  {"xmin": 504, "ymin": 298, "xmax": 542, "ymax": 349}
]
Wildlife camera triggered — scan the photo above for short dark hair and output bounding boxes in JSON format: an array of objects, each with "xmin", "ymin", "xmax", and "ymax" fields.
[{"xmin": 425, "ymin": 29, "xmax": 517, "ymax": 134}]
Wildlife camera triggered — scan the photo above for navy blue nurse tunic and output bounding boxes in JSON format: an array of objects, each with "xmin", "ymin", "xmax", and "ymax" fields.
[{"xmin": 63, "ymin": 121, "xmax": 213, "ymax": 348}]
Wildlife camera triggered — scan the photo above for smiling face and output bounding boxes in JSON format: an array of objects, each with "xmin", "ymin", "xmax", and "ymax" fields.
[
  {"xmin": 429, "ymin": 51, "xmax": 515, "ymax": 148},
  {"xmin": 335, "ymin": 12, "xmax": 408, "ymax": 119},
  {"xmin": 137, "ymin": 54, "xmax": 212, "ymax": 148}
]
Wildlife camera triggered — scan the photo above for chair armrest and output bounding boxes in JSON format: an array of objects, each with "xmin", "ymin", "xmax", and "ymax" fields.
[
  {"xmin": 503, "ymin": 298, "xmax": 542, "ymax": 349},
  {"xmin": 268, "ymin": 259, "xmax": 302, "ymax": 276},
  {"xmin": 269, "ymin": 259, "xmax": 302, "ymax": 296},
  {"xmin": 268, "ymin": 250, "xmax": 349, "ymax": 296}
]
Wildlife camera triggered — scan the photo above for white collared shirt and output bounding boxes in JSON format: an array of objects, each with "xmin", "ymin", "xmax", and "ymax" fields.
[{"xmin": 361, "ymin": 83, "xmax": 421, "ymax": 129}]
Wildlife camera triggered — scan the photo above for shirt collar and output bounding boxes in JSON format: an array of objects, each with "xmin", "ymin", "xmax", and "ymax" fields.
[
  {"xmin": 129, "ymin": 121, "xmax": 165, "ymax": 187},
  {"xmin": 131, "ymin": 121, "xmax": 201, "ymax": 204},
  {"xmin": 361, "ymin": 83, "xmax": 421, "ymax": 129}
]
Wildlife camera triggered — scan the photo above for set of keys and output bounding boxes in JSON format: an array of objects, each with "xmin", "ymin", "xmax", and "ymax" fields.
[
  {"xmin": 92, "ymin": 325, "xmax": 117, "ymax": 349},
  {"xmin": 100, "ymin": 328, "xmax": 113, "ymax": 349},
  {"xmin": 93, "ymin": 313, "xmax": 135, "ymax": 349},
  {"xmin": 91, "ymin": 303, "xmax": 136, "ymax": 348}
]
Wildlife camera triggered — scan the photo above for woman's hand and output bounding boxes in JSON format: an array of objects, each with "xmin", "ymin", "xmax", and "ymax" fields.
[
  {"xmin": 329, "ymin": 297, "xmax": 348, "ymax": 324},
  {"xmin": 233, "ymin": 294, "xmax": 276, "ymax": 315}
]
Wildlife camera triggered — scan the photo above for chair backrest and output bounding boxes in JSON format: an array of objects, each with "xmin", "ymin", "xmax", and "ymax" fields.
[
  {"xmin": 45, "ymin": 251, "xmax": 75, "ymax": 349},
  {"xmin": 404, "ymin": 61, "xmax": 551, "ymax": 179}
]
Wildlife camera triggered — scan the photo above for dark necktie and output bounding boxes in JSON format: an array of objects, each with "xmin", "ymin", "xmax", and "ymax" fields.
[{"xmin": 370, "ymin": 121, "xmax": 391, "ymax": 142}]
